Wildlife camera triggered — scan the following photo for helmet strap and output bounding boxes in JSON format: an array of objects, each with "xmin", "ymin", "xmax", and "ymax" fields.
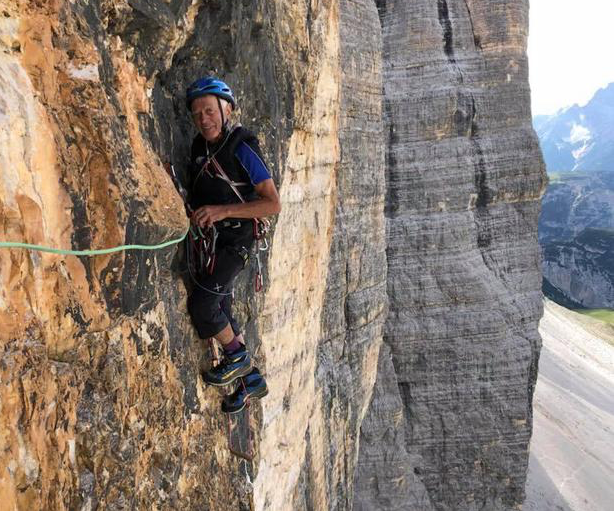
[{"xmin": 216, "ymin": 96, "xmax": 229, "ymax": 131}]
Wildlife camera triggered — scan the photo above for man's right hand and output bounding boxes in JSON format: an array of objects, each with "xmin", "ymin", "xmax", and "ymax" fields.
[{"xmin": 192, "ymin": 204, "xmax": 229, "ymax": 228}]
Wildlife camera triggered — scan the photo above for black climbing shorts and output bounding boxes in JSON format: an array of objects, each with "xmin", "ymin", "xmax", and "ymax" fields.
[{"xmin": 187, "ymin": 242, "xmax": 250, "ymax": 339}]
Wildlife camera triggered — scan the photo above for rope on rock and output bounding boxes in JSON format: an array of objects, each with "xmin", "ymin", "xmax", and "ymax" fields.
[{"xmin": 0, "ymin": 225, "xmax": 190, "ymax": 256}]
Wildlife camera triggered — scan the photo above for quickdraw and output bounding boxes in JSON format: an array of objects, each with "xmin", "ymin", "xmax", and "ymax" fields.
[
  {"xmin": 253, "ymin": 218, "xmax": 269, "ymax": 293},
  {"xmin": 188, "ymin": 224, "xmax": 218, "ymax": 275}
]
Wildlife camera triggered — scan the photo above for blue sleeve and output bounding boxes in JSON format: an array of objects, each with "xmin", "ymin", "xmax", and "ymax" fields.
[{"xmin": 235, "ymin": 141, "xmax": 272, "ymax": 185}]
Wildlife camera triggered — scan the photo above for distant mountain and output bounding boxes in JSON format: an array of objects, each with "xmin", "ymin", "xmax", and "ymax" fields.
[
  {"xmin": 534, "ymin": 83, "xmax": 614, "ymax": 173},
  {"xmin": 539, "ymin": 172, "xmax": 614, "ymax": 241},
  {"xmin": 539, "ymin": 171, "xmax": 614, "ymax": 308},
  {"xmin": 542, "ymin": 228, "xmax": 614, "ymax": 309}
]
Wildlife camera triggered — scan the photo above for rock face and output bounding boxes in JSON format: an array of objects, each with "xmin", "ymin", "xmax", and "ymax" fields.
[
  {"xmin": 353, "ymin": 343, "xmax": 434, "ymax": 511},
  {"xmin": 252, "ymin": 1, "xmax": 387, "ymax": 510},
  {"xmin": 539, "ymin": 172, "xmax": 614, "ymax": 308},
  {"xmin": 354, "ymin": 0, "xmax": 546, "ymax": 509},
  {"xmin": 0, "ymin": 1, "xmax": 543, "ymax": 510},
  {"xmin": 539, "ymin": 172, "xmax": 614, "ymax": 242},
  {"xmin": 0, "ymin": 1, "xmax": 248, "ymax": 509}
]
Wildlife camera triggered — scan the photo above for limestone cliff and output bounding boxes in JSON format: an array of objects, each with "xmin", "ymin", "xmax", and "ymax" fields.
[
  {"xmin": 0, "ymin": 1, "xmax": 543, "ymax": 510},
  {"xmin": 355, "ymin": 0, "xmax": 546, "ymax": 509}
]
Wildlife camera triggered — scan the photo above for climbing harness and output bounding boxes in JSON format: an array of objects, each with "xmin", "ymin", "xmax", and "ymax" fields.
[
  {"xmin": 205, "ymin": 155, "xmax": 270, "ymax": 293},
  {"xmin": 168, "ymin": 149, "xmax": 270, "ymax": 295},
  {"xmin": 164, "ymin": 162, "xmax": 229, "ymax": 296},
  {"xmin": 200, "ymin": 127, "xmax": 233, "ymax": 174},
  {"xmin": 185, "ymin": 225, "xmax": 235, "ymax": 297}
]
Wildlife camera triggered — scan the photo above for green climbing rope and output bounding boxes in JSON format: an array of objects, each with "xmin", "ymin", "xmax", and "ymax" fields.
[{"xmin": 0, "ymin": 225, "xmax": 190, "ymax": 257}]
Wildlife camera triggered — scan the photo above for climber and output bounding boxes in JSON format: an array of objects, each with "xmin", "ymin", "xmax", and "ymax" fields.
[{"xmin": 184, "ymin": 76, "xmax": 280, "ymax": 413}]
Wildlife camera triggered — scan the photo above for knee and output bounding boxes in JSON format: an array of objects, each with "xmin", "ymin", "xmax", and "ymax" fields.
[
  {"xmin": 187, "ymin": 290, "xmax": 226, "ymax": 338},
  {"xmin": 188, "ymin": 290, "xmax": 216, "ymax": 321}
]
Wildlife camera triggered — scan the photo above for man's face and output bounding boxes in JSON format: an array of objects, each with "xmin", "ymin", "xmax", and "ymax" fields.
[{"xmin": 191, "ymin": 95, "xmax": 230, "ymax": 142}]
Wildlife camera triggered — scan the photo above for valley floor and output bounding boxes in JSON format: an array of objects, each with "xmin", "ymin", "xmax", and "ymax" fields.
[{"xmin": 524, "ymin": 299, "xmax": 614, "ymax": 511}]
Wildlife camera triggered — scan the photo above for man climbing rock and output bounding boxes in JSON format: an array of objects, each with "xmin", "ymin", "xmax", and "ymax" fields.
[{"xmin": 184, "ymin": 77, "xmax": 281, "ymax": 413}]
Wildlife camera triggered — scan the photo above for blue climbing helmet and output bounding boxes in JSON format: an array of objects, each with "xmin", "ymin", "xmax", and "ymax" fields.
[{"xmin": 185, "ymin": 77, "xmax": 236, "ymax": 110}]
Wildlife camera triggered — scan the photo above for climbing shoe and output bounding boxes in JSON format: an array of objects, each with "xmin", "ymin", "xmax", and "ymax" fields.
[
  {"xmin": 221, "ymin": 368, "xmax": 269, "ymax": 414},
  {"xmin": 203, "ymin": 345, "xmax": 252, "ymax": 386}
]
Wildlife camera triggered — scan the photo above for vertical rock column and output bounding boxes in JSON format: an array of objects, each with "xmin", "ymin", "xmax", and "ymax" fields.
[
  {"xmin": 366, "ymin": 0, "xmax": 547, "ymax": 509},
  {"xmin": 252, "ymin": 0, "xmax": 342, "ymax": 510},
  {"xmin": 253, "ymin": 0, "xmax": 387, "ymax": 510},
  {"xmin": 293, "ymin": 0, "xmax": 387, "ymax": 509},
  {"xmin": 1, "ymin": 0, "xmax": 380, "ymax": 508}
]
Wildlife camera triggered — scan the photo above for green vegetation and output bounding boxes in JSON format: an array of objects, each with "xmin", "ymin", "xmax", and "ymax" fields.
[
  {"xmin": 574, "ymin": 308, "xmax": 614, "ymax": 326},
  {"xmin": 547, "ymin": 172, "xmax": 562, "ymax": 184},
  {"xmin": 546, "ymin": 171, "xmax": 594, "ymax": 184}
]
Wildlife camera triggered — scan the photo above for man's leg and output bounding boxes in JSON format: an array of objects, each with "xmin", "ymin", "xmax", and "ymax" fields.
[
  {"xmin": 191, "ymin": 248, "xmax": 268, "ymax": 410},
  {"xmin": 218, "ymin": 293, "xmax": 244, "ymax": 351},
  {"xmin": 213, "ymin": 323, "xmax": 242, "ymax": 353},
  {"xmin": 187, "ymin": 246, "xmax": 245, "ymax": 342},
  {"xmin": 188, "ymin": 246, "xmax": 252, "ymax": 385},
  {"xmin": 214, "ymin": 265, "xmax": 267, "ymax": 413},
  {"xmin": 214, "ymin": 323, "xmax": 234, "ymax": 344}
]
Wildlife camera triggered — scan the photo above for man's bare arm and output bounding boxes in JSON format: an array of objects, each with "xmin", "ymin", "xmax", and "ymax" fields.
[{"xmin": 192, "ymin": 178, "xmax": 281, "ymax": 228}]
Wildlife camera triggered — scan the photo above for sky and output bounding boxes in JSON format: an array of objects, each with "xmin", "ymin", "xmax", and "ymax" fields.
[{"xmin": 528, "ymin": 0, "xmax": 614, "ymax": 116}]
